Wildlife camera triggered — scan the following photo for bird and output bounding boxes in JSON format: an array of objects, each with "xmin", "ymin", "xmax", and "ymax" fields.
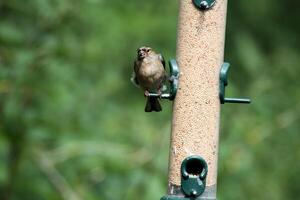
[{"xmin": 132, "ymin": 46, "xmax": 167, "ymax": 112}]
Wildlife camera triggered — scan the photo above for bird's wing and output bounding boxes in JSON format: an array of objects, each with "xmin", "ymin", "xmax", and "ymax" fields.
[
  {"xmin": 131, "ymin": 61, "xmax": 139, "ymax": 87},
  {"xmin": 159, "ymin": 54, "xmax": 166, "ymax": 69},
  {"xmin": 158, "ymin": 54, "xmax": 168, "ymax": 84}
]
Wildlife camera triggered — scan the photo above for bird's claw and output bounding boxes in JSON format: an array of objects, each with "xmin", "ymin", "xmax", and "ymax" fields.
[
  {"xmin": 144, "ymin": 90, "xmax": 150, "ymax": 97},
  {"xmin": 157, "ymin": 90, "xmax": 162, "ymax": 99}
]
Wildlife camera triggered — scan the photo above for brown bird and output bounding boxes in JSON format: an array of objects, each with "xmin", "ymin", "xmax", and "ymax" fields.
[{"xmin": 132, "ymin": 46, "xmax": 167, "ymax": 112}]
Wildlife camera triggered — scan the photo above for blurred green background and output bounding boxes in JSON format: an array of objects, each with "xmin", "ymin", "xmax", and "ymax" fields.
[{"xmin": 0, "ymin": 0, "xmax": 299, "ymax": 200}]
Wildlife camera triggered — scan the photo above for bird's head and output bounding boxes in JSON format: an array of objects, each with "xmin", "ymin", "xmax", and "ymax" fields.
[{"xmin": 137, "ymin": 46, "xmax": 153, "ymax": 60}]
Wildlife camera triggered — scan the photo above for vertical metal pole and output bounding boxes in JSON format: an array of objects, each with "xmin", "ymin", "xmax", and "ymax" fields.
[{"xmin": 166, "ymin": 0, "xmax": 228, "ymax": 199}]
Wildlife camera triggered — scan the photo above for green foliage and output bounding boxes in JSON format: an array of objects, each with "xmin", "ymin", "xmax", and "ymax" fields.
[
  {"xmin": 219, "ymin": 1, "xmax": 300, "ymax": 199},
  {"xmin": 0, "ymin": 0, "xmax": 299, "ymax": 200}
]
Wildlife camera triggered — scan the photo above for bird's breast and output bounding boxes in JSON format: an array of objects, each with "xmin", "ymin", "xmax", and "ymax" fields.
[{"xmin": 137, "ymin": 60, "xmax": 165, "ymax": 91}]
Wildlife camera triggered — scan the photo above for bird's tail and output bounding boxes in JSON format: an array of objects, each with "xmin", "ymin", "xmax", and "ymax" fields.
[{"xmin": 145, "ymin": 97, "xmax": 162, "ymax": 112}]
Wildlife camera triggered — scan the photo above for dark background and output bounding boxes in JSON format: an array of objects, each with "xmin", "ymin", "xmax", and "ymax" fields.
[{"xmin": 0, "ymin": 0, "xmax": 299, "ymax": 199}]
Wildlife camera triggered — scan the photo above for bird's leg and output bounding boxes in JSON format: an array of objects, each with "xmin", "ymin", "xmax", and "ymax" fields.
[
  {"xmin": 144, "ymin": 90, "xmax": 150, "ymax": 97},
  {"xmin": 157, "ymin": 89, "xmax": 162, "ymax": 98}
]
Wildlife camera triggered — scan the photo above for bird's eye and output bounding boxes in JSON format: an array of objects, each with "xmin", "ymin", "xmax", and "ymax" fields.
[{"xmin": 147, "ymin": 49, "xmax": 151, "ymax": 52}]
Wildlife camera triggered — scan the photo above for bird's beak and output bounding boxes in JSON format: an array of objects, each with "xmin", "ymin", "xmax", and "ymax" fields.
[{"xmin": 138, "ymin": 51, "xmax": 146, "ymax": 60}]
